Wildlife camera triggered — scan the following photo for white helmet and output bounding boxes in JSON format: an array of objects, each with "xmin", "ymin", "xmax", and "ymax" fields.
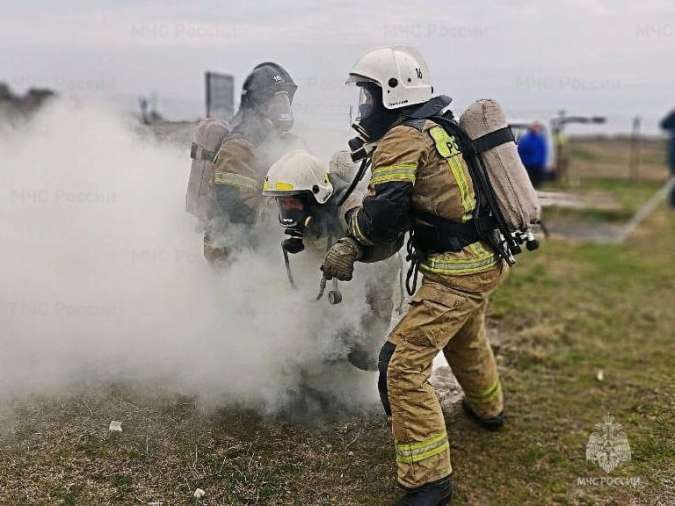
[
  {"xmin": 347, "ymin": 46, "xmax": 434, "ymax": 109},
  {"xmin": 263, "ymin": 149, "xmax": 334, "ymax": 204}
]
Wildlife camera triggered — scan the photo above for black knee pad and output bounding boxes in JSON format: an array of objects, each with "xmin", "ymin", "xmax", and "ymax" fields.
[{"xmin": 378, "ymin": 342, "xmax": 396, "ymax": 417}]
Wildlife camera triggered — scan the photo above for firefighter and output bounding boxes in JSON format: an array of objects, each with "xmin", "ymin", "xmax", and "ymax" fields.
[
  {"xmin": 262, "ymin": 149, "xmax": 399, "ymax": 370},
  {"xmin": 321, "ymin": 46, "xmax": 506, "ymax": 505},
  {"xmin": 203, "ymin": 62, "xmax": 302, "ymax": 268}
]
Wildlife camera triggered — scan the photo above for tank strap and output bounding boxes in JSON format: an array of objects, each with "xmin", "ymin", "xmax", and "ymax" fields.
[{"xmin": 473, "ymin": 126, "xmax": 515, "ymax": 154}]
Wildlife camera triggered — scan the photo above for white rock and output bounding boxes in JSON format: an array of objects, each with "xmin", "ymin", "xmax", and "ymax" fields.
[
  {"xmin": 108, "ymin": 421, "xmax": 123, "ymax": 432},
  {"xmin": 596, "ymin": 370, "xmax": 604, "ymax": 382},
  {"xmin": 193, "ymin": 488, "xmax": 206, "ymax": 499}
]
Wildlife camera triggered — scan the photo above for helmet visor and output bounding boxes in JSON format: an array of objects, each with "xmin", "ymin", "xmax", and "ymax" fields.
[
  {"xmin": 356, "ymin": 85, "xmax": 376, "ymax": 122},
  {"xmin": 278, "ymin": 196, "xmax": 305, "ymax": 211}
]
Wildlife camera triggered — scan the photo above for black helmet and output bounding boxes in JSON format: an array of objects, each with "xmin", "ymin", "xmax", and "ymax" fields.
[
  {"xmin": 240, "ymin": 62, "xmax": 297, "ymax": 108},
  {"xmin": 232, "ymin": 62, "xmax": 297, "ymax": 138}
]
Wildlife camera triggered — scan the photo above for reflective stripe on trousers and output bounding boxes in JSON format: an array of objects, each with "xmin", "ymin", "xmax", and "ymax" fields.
[
  {"xmin": 380, "ymin": 277, "xmax": 503, "ymax": 488},
  {"xmin": 396, "ymin": 432, "xmax": 450, "ymax": 464}
]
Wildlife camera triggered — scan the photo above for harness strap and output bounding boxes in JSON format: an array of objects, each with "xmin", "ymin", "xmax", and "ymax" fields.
[
  {"xmin": 405, "ymin": 233, "xmax": 424, "ymax": 296},
  {"xmin": 412, "ymin": 212, "xmax": 480, "ymax": 252}
]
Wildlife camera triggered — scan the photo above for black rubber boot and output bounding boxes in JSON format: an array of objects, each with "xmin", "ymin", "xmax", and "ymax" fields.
[
  {"xmin": 462, "ymin": 398, "xmax": 504, "ymax": 430},
  {"xmin": 394, "ymin": 477, "xmax": 452, "ymax": 505}
]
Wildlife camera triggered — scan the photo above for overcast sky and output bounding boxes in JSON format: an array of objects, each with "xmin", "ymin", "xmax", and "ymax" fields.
[{"xmin": 1, "ymin": 0, "xmax": 674, "ymax": 133}]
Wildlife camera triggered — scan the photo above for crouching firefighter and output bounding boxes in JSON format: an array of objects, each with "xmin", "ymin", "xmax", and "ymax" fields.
[
  {"xmin": 321, "ymin": 46, "xmax": 508, "ymax": 505},
  {"xmin": 185, "ymin": 62, "xmax": 303, "ymax": 269},
  {"xmin": 263, "ymin": 149, "xmax": 400, "ymax": 371}
]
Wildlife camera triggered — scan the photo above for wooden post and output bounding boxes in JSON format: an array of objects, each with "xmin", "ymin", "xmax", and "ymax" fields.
[
  {"xmin": 552, "ymin": 111, "xmax": 569, "ymax": 185},
  {"xmin": 629, "ymin": 116, "xmax": 641, "ymax": 181}
]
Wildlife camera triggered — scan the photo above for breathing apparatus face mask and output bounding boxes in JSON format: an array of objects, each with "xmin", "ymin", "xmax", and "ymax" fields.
[
  {"xmin": 277, "ymin": 195, "xmax": 312, "ymax": 254},
  {"xmin": 348, "ymin": 82, "xmax": 398, "ymax": 160},
  {"xmin": 262, "ymin": 91, "xmax": 294, "ymax": 133}
]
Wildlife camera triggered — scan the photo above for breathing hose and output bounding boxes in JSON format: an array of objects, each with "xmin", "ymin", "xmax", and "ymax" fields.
[{"xmin": 336, "ymin": 158, "xmax": 370, "ymax": 207}]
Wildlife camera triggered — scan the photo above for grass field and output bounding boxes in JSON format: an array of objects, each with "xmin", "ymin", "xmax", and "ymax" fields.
[{"xmin": 1, "ymin": 138, "xmax": 673, "ymax": 505}]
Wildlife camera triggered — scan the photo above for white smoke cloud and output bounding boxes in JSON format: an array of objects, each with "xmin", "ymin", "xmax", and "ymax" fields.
[{"xmin": 0, "ymin": 100, "xmax": 382, "ymax": 415}]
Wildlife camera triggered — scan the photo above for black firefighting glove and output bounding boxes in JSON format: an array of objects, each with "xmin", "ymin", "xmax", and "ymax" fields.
[{"xmin": 321, "ymin": 237, "xmax": 363, "ymax": 281}]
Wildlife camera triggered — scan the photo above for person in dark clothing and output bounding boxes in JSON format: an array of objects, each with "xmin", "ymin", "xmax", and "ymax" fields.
[
  {"xmin": 660, "ymin": 109, "xmax": 675, "ymax": 207},
  {"xmin": 517, "ymin": 122, "xmax": 549, "ymax": 188}
]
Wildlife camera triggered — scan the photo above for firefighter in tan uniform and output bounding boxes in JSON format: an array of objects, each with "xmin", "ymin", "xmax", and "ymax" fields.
[
  {"xmin": 204, "ymin": 62, "xmax": 303, "ymax": 268},
  {"xmin": 321, "ymin": 47, "xmax": 505, "ymax": 505}
]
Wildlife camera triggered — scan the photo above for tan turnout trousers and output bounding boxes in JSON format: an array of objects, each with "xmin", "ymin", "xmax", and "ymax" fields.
[{"xmin": 379, "ymin": 268, "xmax": 504, "ymax": 489}]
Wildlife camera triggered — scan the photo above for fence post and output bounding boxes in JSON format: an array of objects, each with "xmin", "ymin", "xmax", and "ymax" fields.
[{"xmin": 629, "ymin": 116, "xmax": 641, "ymax": 181}]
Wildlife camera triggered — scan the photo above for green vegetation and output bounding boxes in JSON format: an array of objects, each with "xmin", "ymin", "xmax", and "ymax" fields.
[
  {"xmin": 568, "ymin": 143, "xmax": 602, "ymax": 162},
  {"xmin": 484, "ymin": 210, "xmax": 675, "ymax": 505}
]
